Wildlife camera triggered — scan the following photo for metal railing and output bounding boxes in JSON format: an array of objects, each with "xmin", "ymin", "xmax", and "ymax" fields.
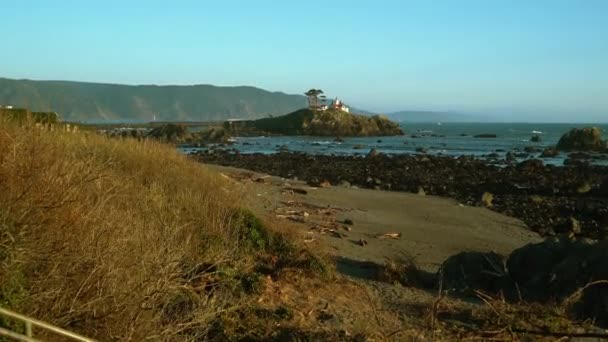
[{"xmin": 0, "ymin": 307, "xmax": 95, "ymax": 342}]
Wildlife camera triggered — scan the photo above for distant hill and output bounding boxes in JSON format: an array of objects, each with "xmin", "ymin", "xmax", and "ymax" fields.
[
  {"xmin": 0, "ymin": 77, "xmax": 307, "ymax": 122},
  {"xmin": 387, "ymin": 110, "xmax": 482, "ymax": 123}
]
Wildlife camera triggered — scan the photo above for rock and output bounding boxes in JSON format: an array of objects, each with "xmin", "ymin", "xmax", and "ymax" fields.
[
  {"xmin": 307, "ymin": 177, "xmax": 320, "ymax": 187},
  {"xmin": 569, "ymin": 152, "xmax": 591, "ymax": 160},
  {"xmin": 601, "ymin": 179, "xmax": 608, "ymax": 195},
  {"xmin": 377, "ymin": 139, "xmax": 382, "ymax": 143},
  {"xmin": 338, "ymin": 180, "xmax": 351, "ymax": 188},
  {"xmin": 505, "ymin": 152, "xmax": 516, "ymax": 163},
  {"xmin": 567, "ymin": 240, "xmax": 608, "ymax": 327},
  {"xmin": 524, "ymin": 146, "xmax": 539, "ymax": 153},
  {"xmin": 209, "ymin": 128, "xmax": 233, "ymax": 143},
  {"xmin": 147, "ymin": 123, "xmax": 190, "ymax": 143},
  {"xmin": 278, "ymin": 145, "xmax": 289, "ymax": 153},
  {"xmin": 517, "ymin": 159, "xmax": 544, "ymax": 171},
  {"xmin": 540, "ymin": 147, "xmax": 559, "ymax": 158},
  {"xmin": 506, "ymin": 237, "xmax": 572, "ymax": 301},
  {"xmin": 415, "ymin": 147, "xmax": 428, "ymax": 153},
  {"xmin": 506, "ymin": 238, "xmax": 608, "ymax": 326},
  {"xmin": 367, "ymin": 148, "xmax": 380, "ymax": 158},
  {"xmin": 353, "ymin": 144, "xmax": 365, "ymax": 150},
  {"xmin": 564, "ymin": 158, "xmax": 589, "ymax": 167},
  {"xmin": 569, "ymin": 217, "xmax": 582, "ymax": 235},
  {"xmin": 506, "ymin": 237, "xmax": 602, "ymax": 301},
  {"xmin": 556, "ymin": 127, "xmax": 607, "ymax": 152},
  {"xmin": 344, "ymin": 218, "xmax": 354, "ymax": 225},
  {"xmin": 284, "ymin": 187, "xmax": 308, "ymax": 195},
  {"xmin": 441, "ymin": 251, "xmax": 507, "ymax": 295},
  {"xmin": 570, "ymin": 282, "xmax": 608, "ymax": 328},
  {"xmin": 530, "ymin": 135, "xmax": 542, "ymax": 142},
  {"xmin": 576, "ymin": 182, "xmax": 592, "ymax": 194},
  {"xmin": 334, "ymin": 137, "xmax": 344, "ymax": 143},
  {"xmin": 474, "ymin": 134, "xmax": 497, "ymax": 138},
  {"xmin": 319, "ymin": 180, "xmax": 331, "ymax": 188},
  {"xmin": 481, "ymin": 192, "xmax": 494, "ymax": 207}
]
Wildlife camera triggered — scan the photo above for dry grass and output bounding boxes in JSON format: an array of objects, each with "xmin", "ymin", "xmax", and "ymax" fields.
[{"xmin": 0, "ymin": 119, "xmax": 263, "ymax": 340}]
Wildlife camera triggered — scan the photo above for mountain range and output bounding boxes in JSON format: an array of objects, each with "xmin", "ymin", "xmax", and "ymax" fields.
[
  {"xmin": 0, "ymin": 77, "xmax": 472, "ymax": 122},
  {"xmin": 0, "ymin": 77, "xmax": 307, "ymax": 122}
]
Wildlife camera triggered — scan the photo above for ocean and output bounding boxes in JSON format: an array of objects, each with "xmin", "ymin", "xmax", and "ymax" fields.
[{"xmin": 181, "ymin": 122, "xmax": 608, "ymax": 166}]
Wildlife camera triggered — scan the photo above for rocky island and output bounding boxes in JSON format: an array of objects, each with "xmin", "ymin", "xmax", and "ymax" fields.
[
  {"xmin": 224, "ymin": 90, "xmax": 403, "ymax": 137},
  {"xmin": 224, "ymin": 108, "xmax": 404, "ymax": 137}
]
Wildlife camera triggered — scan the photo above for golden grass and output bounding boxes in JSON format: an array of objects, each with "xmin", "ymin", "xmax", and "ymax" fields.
[{"xmin": 0, "ymin": 120, "xmax": 253, "ymax": 340}]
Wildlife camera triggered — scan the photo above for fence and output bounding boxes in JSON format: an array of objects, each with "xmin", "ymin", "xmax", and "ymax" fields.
[{"xmin": 0, "ymin": 307, "xmax": 95, "ymax": 342}]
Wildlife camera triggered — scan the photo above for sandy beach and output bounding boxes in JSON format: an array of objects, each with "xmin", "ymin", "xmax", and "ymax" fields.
[{"xmin": 209, "ymin": 164, "xmax": 541, "ymax": 275}]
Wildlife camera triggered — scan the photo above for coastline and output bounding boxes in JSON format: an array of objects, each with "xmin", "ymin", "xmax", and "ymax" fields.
[{"xmin": 194, "ymin": 150, "xmax": 608, "ymax": 239}]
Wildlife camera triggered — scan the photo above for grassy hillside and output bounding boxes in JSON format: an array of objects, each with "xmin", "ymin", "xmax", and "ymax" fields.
[
  {"xmin": 0, "ymin": 77, "xmax": 307, "ymax": 122},
  {"xmin": 0, "ymin": 119, "xmax": 331, "ymax": 340},
  {"xmin": 250, "ymin": 109, "xmax": 404, "ymax": 136}
]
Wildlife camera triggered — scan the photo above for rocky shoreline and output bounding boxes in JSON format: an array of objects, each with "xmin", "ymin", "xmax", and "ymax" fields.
[{"xmin": 194, "ymin": 150, "xmax": 608, "ymax": 239}]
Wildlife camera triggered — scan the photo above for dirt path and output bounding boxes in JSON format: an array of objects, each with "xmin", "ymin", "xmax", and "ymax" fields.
[{"xmin": 210, "ymin": 165, "xmax": 541, "ymax": 276}]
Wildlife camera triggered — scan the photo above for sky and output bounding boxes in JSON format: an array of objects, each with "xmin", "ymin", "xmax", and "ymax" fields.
[{"xmin": 1, "ymin": 0, "xmax": 607, "ymax": 122}]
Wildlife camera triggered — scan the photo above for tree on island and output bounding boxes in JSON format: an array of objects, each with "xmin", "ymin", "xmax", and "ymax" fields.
[{"xmin": 304, "ymin": 89, "xmax": 324, "ymax": 110}]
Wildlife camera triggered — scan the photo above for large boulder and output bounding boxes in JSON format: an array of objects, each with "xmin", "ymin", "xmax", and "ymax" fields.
[
  {"xmin": 556, "ymin": 127, "xmax": 607, "ymax": 152},
  {"xmin": 566, "ymin": 240, "xmax": 608, "ymax": 327},
  {"xmin": 506, "ymin": 237, "xmax": 592, "ymax": 301},
  {"xmin": 435, "ymin": 239, "xmax": 608, "ymax": 327},
  {"xmin": 507, "ymin": 237, "xmax": 608, "ymax": 327},
  {"xmin": 540, "ymin": 147, "xmax": 559, "ymax": 158},
  {"xmin": 440, "ymin": 251, "xmax": 508, "ymax": 295}
]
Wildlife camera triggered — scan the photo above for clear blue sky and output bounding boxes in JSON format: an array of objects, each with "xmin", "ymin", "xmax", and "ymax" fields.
[{"xmin": 1, "ymin": 0, "xmax": 607, "ymax": 121}]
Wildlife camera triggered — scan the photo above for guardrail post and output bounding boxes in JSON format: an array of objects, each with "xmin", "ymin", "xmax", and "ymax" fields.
[{"xmin": 25, "ymin": 320, "xmax": 33, "ymax": 337}]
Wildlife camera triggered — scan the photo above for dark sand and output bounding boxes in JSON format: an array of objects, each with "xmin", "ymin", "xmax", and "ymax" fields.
[{"xmin": 210, "ymin": 165, "xmax": 541, "ymax": 275}]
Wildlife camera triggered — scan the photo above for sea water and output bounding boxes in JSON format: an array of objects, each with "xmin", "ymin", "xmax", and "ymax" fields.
[{"xmin": 182, "ymin": 122, "xmax": 608, "ymax": 166}]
